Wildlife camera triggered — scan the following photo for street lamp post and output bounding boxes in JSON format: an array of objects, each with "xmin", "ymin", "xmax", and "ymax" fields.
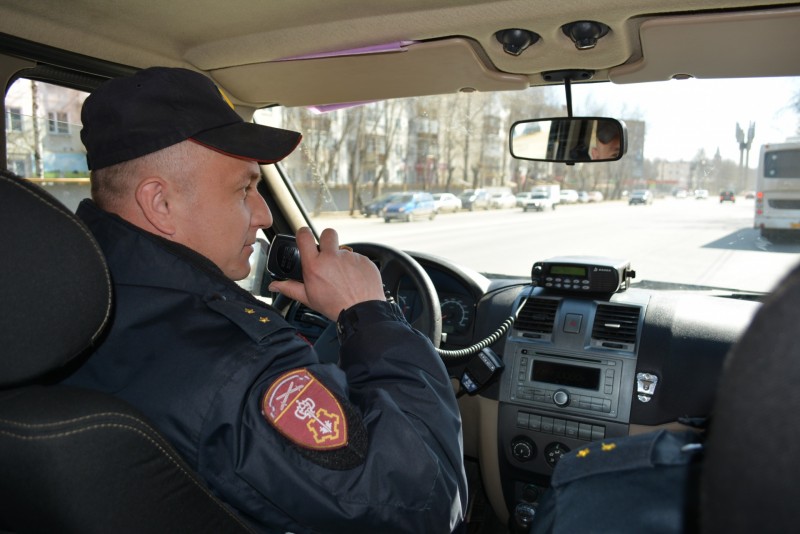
[{"xmin": 736, "ymin": 122, "xmax": 756, "ymax": 191}]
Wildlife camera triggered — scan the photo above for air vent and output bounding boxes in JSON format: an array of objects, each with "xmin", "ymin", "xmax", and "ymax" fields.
[
  {"xmin": 516, "ymin": 298, "xmax": 559, "ymax": 340},
  {"xmin": 591, "ymin": 304, "xmax": 640, "ymax": 351}
]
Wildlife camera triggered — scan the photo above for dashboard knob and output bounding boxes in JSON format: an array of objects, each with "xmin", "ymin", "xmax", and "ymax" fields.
[
  {"xmin": 544, "ymin": 442, "xmax": 571, "ymax": 468},
  {"xmin": 511, "ymin": 436, "xmax": 537, "ymax": 462},
  {"xmin": 553, "ymin": 389, "xmax": 570, "ymax": 407}
]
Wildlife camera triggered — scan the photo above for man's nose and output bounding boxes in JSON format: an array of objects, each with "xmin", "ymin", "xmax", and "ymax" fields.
[{"xmin": 250, "ymin": 191, "xmax": 273, "ymax": 229}]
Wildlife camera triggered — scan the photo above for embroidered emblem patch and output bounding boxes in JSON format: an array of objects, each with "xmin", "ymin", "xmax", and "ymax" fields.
[{"xmin": 262, "ymin": 369, "xmax": 348, "ymax": 450}]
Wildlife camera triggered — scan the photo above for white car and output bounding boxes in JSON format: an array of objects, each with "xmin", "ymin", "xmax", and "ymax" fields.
[
  {"xmin": 431, "ymin": 192, "xmax": 462, "ymax": 213},
  {"xmin": 489, "ymin": 192, "xmax": 516, "ymax": 209},
  {"xmin": 559, "ymin": 189, "xmax": 580, "ymax": 204}
]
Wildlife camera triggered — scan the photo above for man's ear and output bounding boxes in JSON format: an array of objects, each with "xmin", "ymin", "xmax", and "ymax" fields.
[{"xmin": 135, "ymin": 177, "xmax": 176, "ymax": 235}]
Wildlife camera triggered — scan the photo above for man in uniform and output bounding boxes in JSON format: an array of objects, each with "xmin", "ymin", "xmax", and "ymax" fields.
[{"xmin": 62, "ymin": 67, "xmax": 466, "ymax": 533}]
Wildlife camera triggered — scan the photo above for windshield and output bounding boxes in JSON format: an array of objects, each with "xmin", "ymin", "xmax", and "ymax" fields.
[{"xmin": 258, "ymin": 76, "xmax": 800, "ymax": 294}]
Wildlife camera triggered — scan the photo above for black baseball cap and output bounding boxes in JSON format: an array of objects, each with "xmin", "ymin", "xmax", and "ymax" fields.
[{"xmin": 81, "ymin": 67, "xmax": 302, "ymax": 170}]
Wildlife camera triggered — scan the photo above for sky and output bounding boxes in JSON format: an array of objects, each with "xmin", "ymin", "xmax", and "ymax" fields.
[{"xmin": 571, "ymin": 76, "xmax": 800, "ymax": 165}]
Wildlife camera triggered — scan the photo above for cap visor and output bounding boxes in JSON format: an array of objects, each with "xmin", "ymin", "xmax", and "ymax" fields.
[{"xmin": 191, "ymin": 122, "xmax": 301, "ymax": 164}]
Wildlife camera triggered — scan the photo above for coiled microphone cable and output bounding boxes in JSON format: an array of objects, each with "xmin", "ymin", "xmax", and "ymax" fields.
[{"xmin": 437, "ymin": 295, "xmax": 529, "ymax": 362}]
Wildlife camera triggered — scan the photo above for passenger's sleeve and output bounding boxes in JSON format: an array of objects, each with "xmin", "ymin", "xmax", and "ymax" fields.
[{"xmin": 198, "ymin": 300, "xmax": 467, "ymax": 534}]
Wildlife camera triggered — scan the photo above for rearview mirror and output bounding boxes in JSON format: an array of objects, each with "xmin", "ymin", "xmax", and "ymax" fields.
[{"xmin": 510, "ymin": 117, "xmax": 626, "ymax": 163}]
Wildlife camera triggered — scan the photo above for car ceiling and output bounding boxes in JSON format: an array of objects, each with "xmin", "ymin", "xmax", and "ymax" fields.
[{"xmin": 1, "ymin": 0, "xmax": 799, "ymax": 110}]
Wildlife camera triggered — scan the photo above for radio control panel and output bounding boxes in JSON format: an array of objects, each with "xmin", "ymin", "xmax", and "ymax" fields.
[
  {"xmin": 509, "ymin": 350, "xmax": 628, "ymax": 420},
  {"xmin": 530, "ymin": 256, "xmax": 635, "ymax": 296}
]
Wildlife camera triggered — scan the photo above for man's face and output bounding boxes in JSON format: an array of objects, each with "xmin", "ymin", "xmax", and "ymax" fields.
[
  {"xmin": 170, "ymin": 150, "xmax": 272, "ymax": 280},
  {"xmin": 592, "ymin": 137, "xmax": 621, "ymax": 160}
]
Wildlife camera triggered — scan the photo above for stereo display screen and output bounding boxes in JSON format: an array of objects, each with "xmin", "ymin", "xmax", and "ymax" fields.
[{"xmin": 532, "ymin": 360, "xmax": 601, "ymax": 390}]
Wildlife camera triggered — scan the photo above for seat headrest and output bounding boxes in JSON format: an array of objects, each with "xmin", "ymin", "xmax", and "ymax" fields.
[{"xmin": 0, "ymin": 170, "xmax": 111, "ymax": 387}]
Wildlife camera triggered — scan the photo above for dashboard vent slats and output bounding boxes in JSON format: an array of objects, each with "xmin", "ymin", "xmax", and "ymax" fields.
[
  {"xmin": 516, "ymin": 298, "xmax": 559, "ymax": 335},
  {"xmin": 591, "ymin": 304, "xmax": 640, "ymax": 349}
]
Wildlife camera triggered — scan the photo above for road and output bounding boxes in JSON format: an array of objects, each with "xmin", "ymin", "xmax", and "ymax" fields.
[{"xmin": 310, "ymin": 197, "xmax": 800, "ymax": 294}]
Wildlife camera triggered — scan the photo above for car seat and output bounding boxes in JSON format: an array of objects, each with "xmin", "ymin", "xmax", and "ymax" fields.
[
  {"xmin": 0, "ymin": 169, "xmax": 253, "ymax": 533},
  {"xmin": 700, "ymin": 259, "xmax": 800, "ymax": 532}
]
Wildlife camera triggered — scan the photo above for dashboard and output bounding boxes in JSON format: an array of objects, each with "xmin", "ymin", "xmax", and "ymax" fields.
[{"xmin": 282, "ymin": 251, "xmax": 762, "ymax": 524}]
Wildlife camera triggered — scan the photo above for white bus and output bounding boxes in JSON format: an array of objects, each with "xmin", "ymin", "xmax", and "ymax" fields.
[{"xmin": 755, "ymin": 141, "xmax": 800, "ymax": 240}]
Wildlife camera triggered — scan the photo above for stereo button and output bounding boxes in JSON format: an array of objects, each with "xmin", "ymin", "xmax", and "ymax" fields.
[
  {"xmin": 565, "ymin": 421, "xmax": 580, "ymax": 438},
  {"xmin": 529, "ymin": 414, "xmax": 542, "ymax": 431},
  {"xmin": 541, "ymin": 417, "xmax": 554, "ymax": 433},
  {"xmin": 552, "ymin": 419, "xmax": 566, "ymax": 435},
  {"xmin": 517, "ymin": 412, "xmax": 530, "ymax": 428},
  {"xmin": 553, "ymin": 389, "xmax": 570, "ymax": 407}
]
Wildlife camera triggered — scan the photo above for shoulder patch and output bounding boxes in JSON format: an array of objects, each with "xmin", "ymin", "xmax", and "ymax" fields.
[{"xmin": 262, "ymin": 369, "xmax": 348, "ymax": 450}]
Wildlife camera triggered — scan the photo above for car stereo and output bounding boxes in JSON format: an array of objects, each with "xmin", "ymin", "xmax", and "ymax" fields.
[
  {"xmin": 509, "ymin": 350, "xmax": 626, "ymax": 419},
  {"xmin": 530, "ymin": 256, "xmax": 635, "ymax": 295}
]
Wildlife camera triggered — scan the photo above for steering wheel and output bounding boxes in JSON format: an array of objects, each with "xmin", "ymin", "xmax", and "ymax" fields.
[{"xmin": 276, "ymin": 242, "xmax": 441, "ymax": 363}]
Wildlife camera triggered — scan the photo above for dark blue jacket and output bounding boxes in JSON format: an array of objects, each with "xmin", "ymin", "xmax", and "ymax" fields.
[{"xmin": 64, "ymin": 200, "xmax": 467, "ymax": 533}]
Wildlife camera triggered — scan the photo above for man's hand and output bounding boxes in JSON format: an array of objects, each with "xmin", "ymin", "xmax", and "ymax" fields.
[{"xmin": 268, "ymin": 227, "xmax": 386, "ymax": 320}]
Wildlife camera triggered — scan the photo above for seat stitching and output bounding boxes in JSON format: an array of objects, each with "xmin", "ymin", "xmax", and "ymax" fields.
[
  {"xmin": 0, "ymin": 411, "xmax": 145, "ymax": 429},
  {"xmin": 0, "ymin": 421, "xmax": 255, "ymax": 532}
]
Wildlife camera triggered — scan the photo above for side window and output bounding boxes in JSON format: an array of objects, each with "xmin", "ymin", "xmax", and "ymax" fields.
[
  {"xmin": 5, "ymin": 78, "xmax": 90, "ymax": 212},
  {"xmin": 5, "ymin": 107, "xmax": 23, "ymax": 132},
  {"xmin": 47, "ymin": 111, "xmax": 70, "ymax": 134}
]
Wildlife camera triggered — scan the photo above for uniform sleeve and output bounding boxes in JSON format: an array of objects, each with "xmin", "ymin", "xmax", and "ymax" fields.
[{"xmin": 198, "ymin": 300, "xmax": 467, "ymax": 534}]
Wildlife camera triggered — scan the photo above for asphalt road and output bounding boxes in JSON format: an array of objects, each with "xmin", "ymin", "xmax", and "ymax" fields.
[{"xmin": 311, "ymin": 197, "xmax": 800, "ymax": 294}]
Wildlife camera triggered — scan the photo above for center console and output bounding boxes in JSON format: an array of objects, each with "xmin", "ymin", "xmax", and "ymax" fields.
[{"xmin": 496, "ymin": 259, "xmax": 648, "ymax": 520}]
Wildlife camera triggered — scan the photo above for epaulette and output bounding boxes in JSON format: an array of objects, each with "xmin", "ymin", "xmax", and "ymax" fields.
[{"xmin": 205, "ymin": 294, "xmax": 287, "ymax": 343}]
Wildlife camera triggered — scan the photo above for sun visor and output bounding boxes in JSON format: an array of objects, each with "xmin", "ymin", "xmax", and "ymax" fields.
[
  {"xmin": 610, "ymin": 7, "xmax": 800, "ymax": 83},
  {"xmin": 209, "ymin": 38, "xmax": 529, "ymax": 108}
]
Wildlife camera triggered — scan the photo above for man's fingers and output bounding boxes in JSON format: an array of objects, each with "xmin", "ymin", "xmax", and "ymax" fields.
[
  {"xmin": 317, "ymin": 228, "xmax": 340, "ymax": 253},
  {"xmin": 295, "ymin": 227, "xmax": 319, "ymax": 258},
  {"xmin": 269, "ymin": 279, "xmax": 308, "ymax": 305}
]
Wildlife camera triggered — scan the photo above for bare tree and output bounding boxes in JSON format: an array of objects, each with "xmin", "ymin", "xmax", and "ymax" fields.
[{"xmin": 370, "ymin": 100, "xmax": 403, "ymax": 198}]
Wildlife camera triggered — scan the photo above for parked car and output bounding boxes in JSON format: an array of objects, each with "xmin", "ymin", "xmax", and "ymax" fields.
[
  {"xmin": 432, "ymin": 192, "xmax": 462, "ymax": 213},
  {"xmin": 559, "ymin": 189, "xmax": 579, "ymax": 204},
  {"xmin": 489, "ymin": 192, "xmax": 516, "ymax": 209},
  {"xmin": 587, "ymin": 191, "xmax": 604, "ymax": 202},
  {"xmin": 458, "ymin": 189, "xmax": 490, "ymax": 211},
  {"xmin": 577, "ymin": 191, "xmax": 590, "ymax": 203},
  {"xmin": 3, "ymin": 1, "xmax": 800, "ymax": 533},
  {"xmin": 382, "ymin": 191, "xmax": 436, "ymax": 222},
  {"xmin": 629, "ymin": 189, "xmax": 653, "ymax": 205},
  {"xmin": 695, "ymin": 189, "xmax": 709, "ymax": 199},
  {"xmin": 362, "ymin": 192, "xmax": 402, "ymax": 217},
  {"xmin": 719, "ymin": 190, "xmax": 736, "ymax": 203}
]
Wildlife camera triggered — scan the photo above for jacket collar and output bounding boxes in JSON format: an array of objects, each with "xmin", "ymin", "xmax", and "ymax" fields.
[{"xmin": 76, "ymin": 199, "xmax": 257, "ymax": 302}]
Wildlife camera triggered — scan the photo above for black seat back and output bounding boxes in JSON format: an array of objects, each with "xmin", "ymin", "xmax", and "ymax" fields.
[
  {"xmin": 701, "ymin": 261, "xmax": 800, "ymax": 533},
  {"xmin": 0, "ymin": 170, "xmax": 253, "ymax": 533}
]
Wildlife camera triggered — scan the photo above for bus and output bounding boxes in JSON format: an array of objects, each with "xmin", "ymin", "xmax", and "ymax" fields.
[{"xmin": 754, "ymin": 141, "xmax": 800, "ymax": 240}]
